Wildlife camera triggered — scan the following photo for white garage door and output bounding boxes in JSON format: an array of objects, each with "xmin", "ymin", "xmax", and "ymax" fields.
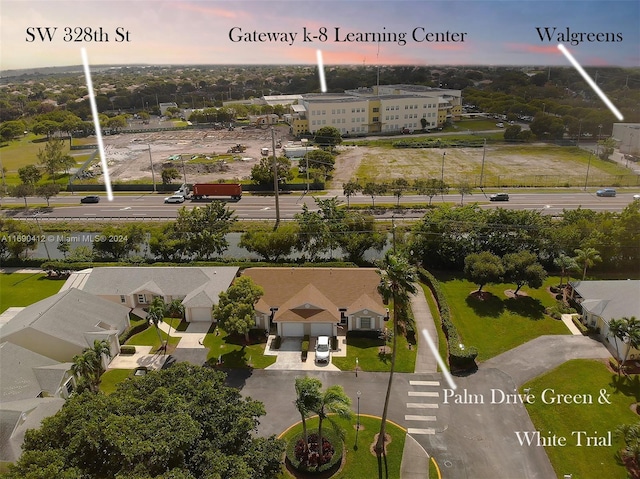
[
  {"xmin": 189, "ymin": 307, "xmax": 211, "ymax": 322},
  {"xmin": 311, "ymin": 323, "xmax": 333, "ymax": 337},
  {"xmin": 282, "ymin": 323, "xmax": 304, "ymax": 337}
]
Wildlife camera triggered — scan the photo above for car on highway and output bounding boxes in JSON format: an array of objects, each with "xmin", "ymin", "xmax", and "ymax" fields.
[
  {"xmin": 489, "ymin": 193, "xmax": 510, "ymax": 202},
  {"xmin": 633, "ymin": 194, "xmax": 640, "ymax": 200},
  {"xmin": 80, "ymin": 195, "xmax": 100, "ymax": 204},
  {"xmin": 315, "ymin": 336, "xmax": 331, "ymax": 364},
  {"xmin": 596, "ymin": 188, "xmax": 616, "ymax": 197},
  {"xmin": 164, "ymin": 195, "xmax": 185, "ymax": 204}
]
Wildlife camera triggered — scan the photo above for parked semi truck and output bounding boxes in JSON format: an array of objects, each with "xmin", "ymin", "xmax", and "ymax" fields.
[{"xmin": 176, "ymin": 183, "xmax": 242, "ymax": 200}]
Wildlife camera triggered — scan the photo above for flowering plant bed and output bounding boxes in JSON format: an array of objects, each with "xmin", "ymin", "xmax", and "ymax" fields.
[{"xmin": 286, "ymin": 430, "xmax": 343, "ymax": 474}]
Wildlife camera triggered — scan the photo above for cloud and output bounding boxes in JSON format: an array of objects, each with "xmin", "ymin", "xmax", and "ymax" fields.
[
  {"xmin": 172, "ymin": 1, "xmax": 241, "ymax": 19},
  {"xmin": 504, "ymin": 43, "xmax": 560, "ymax": 55}
]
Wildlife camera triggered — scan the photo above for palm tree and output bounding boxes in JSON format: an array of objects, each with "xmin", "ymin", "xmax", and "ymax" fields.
[
  {"xmin": 88, "ymin": 339, "xmax": 112, "ymax": 381},
  {"xmin": 614, "ymin": 422, "xmax": 640, "ymax": 467},
  {"xmin": 167, "ymin": 299, "xmax": 185, "ymax": 342},
  {"xmin": 71, "ymin": 352, "xmax": 96, "ymax": 392},
  {"xmin": 609, "ymin": 316, "xmax": 640, "ymax": 375},
  {"xmin": 147, "ymin": 297, "xmax": 167, "ymax": 352},
  {"xmin": 294, "ymin": 377, "xmax": 322, "ymax": 452},
  {"xmin": 375, "ymin": 253, "xmax": 417, "ymax": 456},
  {"xmin": 573, "ymin": 247, "xmax": 602, "ymax": 280},
  {"xmin": 554, "ymin": 253, "xmax": 577, "ymax": 287},
  {"xmin": 313, "ymin": 384, "xmax": 352, "ymax": 465}
]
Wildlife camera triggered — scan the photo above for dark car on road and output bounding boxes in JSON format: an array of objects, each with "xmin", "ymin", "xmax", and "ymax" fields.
[
  {"xmin": 596, "ymin": 188, "xmax": 616, "ymax": 197},
  {"xmin": 80, "ymin": 195, "xmax": 100, "ymax": 203},
  {"xmin": 489, "ymin": 193, "xmax": 509, "ymax": 202}
]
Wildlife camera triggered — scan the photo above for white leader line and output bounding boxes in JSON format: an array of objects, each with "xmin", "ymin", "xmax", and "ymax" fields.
[
  {"xmin": 422, "ymin": 328, "xmax": 457, "ymax": 390},
  {"xmin": 557, "ymin": 44, "xmax": 623, "ymax": 121},
  {"xmin": 316, "ymin": 50, "xmax": 327, "ymax": 93},
  {"xmin": 81, "ymin": 48, "xmax": 113, "ymax": 201}
]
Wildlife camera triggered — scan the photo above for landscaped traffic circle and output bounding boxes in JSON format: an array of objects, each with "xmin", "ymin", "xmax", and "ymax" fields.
[
  {"xmin": 286, "ymin": 429, "xmax": 344, "ymax": 476},
  {"xmin": 279, "ymin": 416, "xmax": 407, "ymax": 478}
]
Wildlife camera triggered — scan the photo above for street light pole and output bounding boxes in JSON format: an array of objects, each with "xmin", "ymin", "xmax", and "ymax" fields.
[
  {"xmin": 302, "ymin": 138, "xmax": 309, "ymax": 193},
  {"xmin": 354, "ymin": 390, "xmax": 361, "ymax": 449},
  {"xmin": 584, "ymin": 153, "xmax": 592, "ymax": 191},
  {"xmin": 479, "ymin": 138, "xmax": 486, "ymax": 190},
  {"xmin": 440, "ymin": 151, "xmax": 446, "ymax": 201},
  {"xmin": 271, "ymin": 127, "xmax": 280, "ymax": 227}
]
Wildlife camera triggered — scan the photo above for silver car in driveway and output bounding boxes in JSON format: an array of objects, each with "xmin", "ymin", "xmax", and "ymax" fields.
[{"xmin": 315, "ymin": 336, "xmax": 331, "ymax": 363}]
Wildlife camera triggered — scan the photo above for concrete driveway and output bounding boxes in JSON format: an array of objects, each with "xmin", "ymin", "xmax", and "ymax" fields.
[{"xmin": 265, "ymin": 337, "xmax": 340, "ymax": 371}]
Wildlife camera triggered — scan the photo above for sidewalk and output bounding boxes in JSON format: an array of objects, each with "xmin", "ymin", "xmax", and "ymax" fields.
[
  {"xmin": 400, "ymin": 434, "xmax": 432, "ymax": 479},
  {"xmin": 410, "ymin": 286, "xmax": 439, "ymax": 374}
]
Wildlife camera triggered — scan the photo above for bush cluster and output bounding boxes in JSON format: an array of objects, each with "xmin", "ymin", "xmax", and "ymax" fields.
[
  {"xmin": 119, "ymin": 345, "xmax": 136, "ymax": 355},
  {"xmin": 419, "ymin": 268, "xmax": 478, "ymax": 370},
  {"xmin": 286, "ymin": 430, "xmax": 343, "ymax": 473},
  {"xmin": 118, "ymin": 321, "xmax": 149, "ymax": 345},
  {"xmin": 301, "ymin": 335, "xmax": 310, "ymax": 361},
  {"xmin": 545, "ymin": 300, "xmax": 577, "ymax": 320},
  {"xmin": 272, "ymin": 336, "xmax": 282, "ymax": 350}
]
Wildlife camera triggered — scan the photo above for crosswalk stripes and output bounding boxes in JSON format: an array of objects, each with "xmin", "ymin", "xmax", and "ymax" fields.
[{"xmin": 406, "ymin": 379, "xmax": 441, "ymax": 435}]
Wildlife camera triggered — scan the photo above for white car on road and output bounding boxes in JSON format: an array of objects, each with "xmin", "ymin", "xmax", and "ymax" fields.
[{"xmin": 164, "ymin": 195, "xmax": 185, "ymax": 204}]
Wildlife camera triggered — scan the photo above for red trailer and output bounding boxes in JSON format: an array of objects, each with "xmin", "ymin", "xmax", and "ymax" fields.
[{"xmin": 191, "ymin": 183, "xmax": 242, "ymax": 200}]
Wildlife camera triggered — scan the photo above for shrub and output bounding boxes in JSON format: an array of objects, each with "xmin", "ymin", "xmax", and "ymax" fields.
[
  {"xmin": 301, "ymin": 339, "xmax": 309, "ymax": 362},
  {"xmin": 286, "ymin": 429, "xmax": 343, "ymax": 473},
  {"xmin": 331, "ymin": 336, "xmax": 338, "ymax": 350},
  {"xmin": 545, "ymin": 300, "xmax": 577, "ymax": 320},
  {"xmin": 418, "ymin": 268, "xmax": 478, "ymax": 371},
  {"xmin": 119, "ymin": 321, "xmax": 149, "ymax": 345},
  {"xmin": 272, "ymin": 336, "xmax": 282, "ymax": 350},
  {"xmin": 120, "ymin": 345, "xmax": 136, "ymax": 355}
]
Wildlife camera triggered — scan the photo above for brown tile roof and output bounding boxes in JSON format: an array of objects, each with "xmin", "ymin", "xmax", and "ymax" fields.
[{"xmin": 244, "ymin": 268, "xmax": 385, "ymax": 324}]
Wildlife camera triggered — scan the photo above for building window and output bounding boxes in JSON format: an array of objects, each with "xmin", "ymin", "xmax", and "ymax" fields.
[
  {"xmin": 137, "ymin": 294, "xmax": 146, "ymax": 304},
  {"xmin": 373, "ymin": 117, "xmax": 379, "ymax": 122},
  {"xmin": 360, "ymin": 317, "xmax": 372, "ymax": 329},
  {"xmin": 120, "ymin": 295, "xmax": 126, "ymax": 303}
]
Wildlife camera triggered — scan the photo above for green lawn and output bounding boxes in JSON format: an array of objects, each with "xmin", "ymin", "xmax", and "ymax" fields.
[
  {"xmin": 523, "ymin": 359, "xmax": 639, "ymax": 479},
  {"xmin": 278, "ymin": 415, "xmax": 406, "ymax": 479},
  {"xmin": 332, "ymin": 332, "xmax": 416, "ymax": 373},
  {"xmin": 99, "ymin": 369, "xmax": 133, "ymax": 395},
  {"xmin": 203, "ymin": 328, "xmax": 276, "ymax": 369},
  {"xmin": 125, "ymin": 323, "xmax": 181, "ymax": 352},
  {"xmin": 0, "ymin": 273, "xmax": 65, "ymax": 313},
  {"xmin": 437, "ymin": 275, "xmax": 569, "ymax": 362}
]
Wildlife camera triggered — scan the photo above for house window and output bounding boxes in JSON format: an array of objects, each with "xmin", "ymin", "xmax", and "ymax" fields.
[
  {"xmin": 137, "ymin": 294, "xmax": 146, "ymax": 304},
  {"xmin": 360, "ymin": 317, "xmax": 372, "ymax": 329},
  {"xmin": 65, "ymin": 379, "xmax": 74, "ymax": 395},
  {"xmin": 120, "ymin": 295, "xmax": 126, "ymax": 303}
]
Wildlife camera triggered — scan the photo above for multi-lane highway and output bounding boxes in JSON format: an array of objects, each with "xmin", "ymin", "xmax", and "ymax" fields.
[{"xmin": 2, "ymin": 190, "xmax": 639, "ymax": 221}]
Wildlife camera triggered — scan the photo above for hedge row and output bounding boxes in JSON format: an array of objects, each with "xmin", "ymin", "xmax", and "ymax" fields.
[
  {"xmin": 418, "ymin": 268, "xmax": 478, "ymax": 370},
  {"xmin": 119, "ymin": 320, "xmax": 150, "ymax": 345}
]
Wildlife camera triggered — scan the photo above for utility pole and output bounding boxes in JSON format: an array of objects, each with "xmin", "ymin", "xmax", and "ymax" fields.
[
  {"xmin": 479, "ymin": 138, "xmax": 486, "ymax": 190},
  {"xmin": 148, "ymin": 145, "xmax": 156, "ymax": 192},
  {"xmin": 271, "ymin": 127, "xmax": 280, "ymax": 227}
]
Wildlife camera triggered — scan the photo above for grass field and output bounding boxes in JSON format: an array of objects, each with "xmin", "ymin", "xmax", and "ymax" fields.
[
  {"xmin": 436, "ymin": 275, "xmax": 569, "ymax": 362},
  {"xmin": 523, "ymin": 359, "xmax": 639, "ymax": 479},
  {"xmin": 278, "ymin": 415, "xmax": 406, "ymax": 479},
  {"xmin": 354, "ymin": 143, "xmax": 635, "ymax": 187},
  {"xmin": 99, "ymin": 369, "xmax": 133, "ymax": 395},
  {"xmin": 0, "ymin": 273, "xmax": 65, "ymax": 313},
  {"xmin": 203, "ymin": 328, "xmax": 277, "ymax": 369},
  {"xmin": 332, "ymin": 331, "xmax": 416, "ymax": 373},
  {"xmin": 0, "ymin": 134, "xmax": 93, "ymax": 185}
]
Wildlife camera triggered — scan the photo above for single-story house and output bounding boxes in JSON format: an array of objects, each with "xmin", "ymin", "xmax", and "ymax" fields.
[
  {"xmin": 0, "ymin": 288, "xmax": 130, "ymax": 364},
  {"xmin": 570, "ymin": 280, "xmax": 640, "ymax": 360},
  {"xmin": 243, "ymin": 268, "xmax": 388, "ymax": 337},
  {"xmin": 71, "ymin": 267, "xmax": 239, "ymax": 322},
  {"xmin": 0, "ymin": 342, "xmax": 75, "ymax": 463}
]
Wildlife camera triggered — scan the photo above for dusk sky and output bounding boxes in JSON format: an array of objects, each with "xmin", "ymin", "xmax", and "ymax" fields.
[{"xmin": 1, "ymin": 0, "xmax": 638, "ymax": 71}]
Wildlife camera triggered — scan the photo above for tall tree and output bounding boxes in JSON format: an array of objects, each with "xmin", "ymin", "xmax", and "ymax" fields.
[
  {"xmin": 390, "ymin": 178, "xmax": 409, "ymax": 206},
  {"xmin": 573, "ymin": 247, "xmax": 602, "ymax": 280},
  {"xmin": 457, "ymin": 182, "xmax": 473, "ymax": 205},
  {"xmin": 609, "ymin": 316, "xmax": 640, "ymax": 374},
  {"xmin": 294, "ymin": 377, "xmax": 323, "ymax": 453},
  {"xmin": 37, "ymin": 138, "xmax": 72, "ymax": 183},
  {"xmin": 313, "ymin": 126, "xmax": 342, "ymax": 150},
  {"xmin": 375, "ymin": 254, "xmax": 417, "ymax": 456},
  {"xmin": 213, "ymin": 276, "xmax": 264, "ymax": 342},
  {"xmin": 312, "ymin": 384, "xmax": 352, "ymax": 465},
  {"xmin": 554, "ymin": 253, "xmax": 577, "ymax": 287},
  {"xmin": 147, "ymin": 296, "xmax": 168, "ymax": 351},
  {"xmin": 464, "ymin": 251, "xmax": 505, "ymax": 293},
  {"xmin": 502, "ymin": 250, "xmax": 547, "ymax": 294},
  {"xmin": 239, "ymin": 223, "xmax": 299, "ymax": 262},
  {"xmin": 250, "ymin": 156, "xmax": 293, "ymax": 186},
  {"xmin": 175, "ymin": 202, "xmax": 236, "ymax": 260},
  {"xmin": 5, "ymin": 363, "xmax": 284, "ymax": 478},
  {"xmin": 18, "ymin": 164, "xmax": 42, "ymax": 186},
  {"xmin": 342, "ymin": 180, "xmax": 361, "ymax": 207},
  {"xmin": 36, "ymin": 183, "xmax": 60, "ymax": 207}
]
